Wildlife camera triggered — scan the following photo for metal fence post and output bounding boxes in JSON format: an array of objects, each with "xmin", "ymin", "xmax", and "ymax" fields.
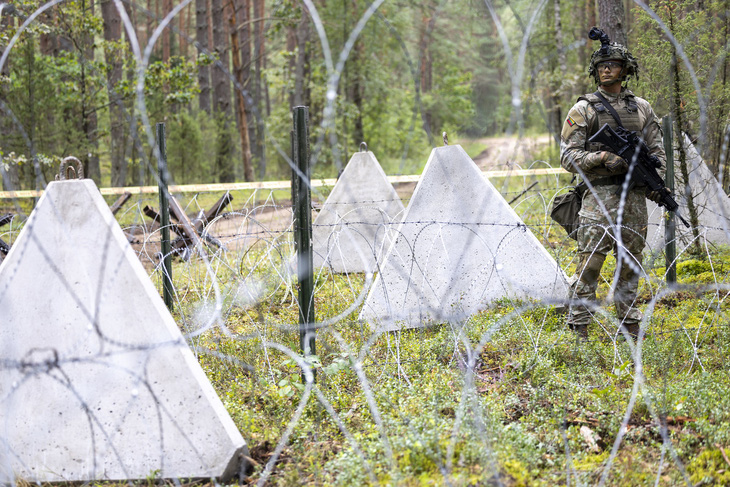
[
  {"xmin": 663, "ymin": 115, "xmax": 676, "ymax": 284},
  {"xmin": 156, "ymin": 122, "xmax": 174, "ymax": 310},
  {"xmin": 291, "ymin": 107, "xmax": 316, "ymax": 371}
]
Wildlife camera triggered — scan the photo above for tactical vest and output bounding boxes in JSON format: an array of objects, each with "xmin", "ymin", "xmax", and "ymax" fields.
[{"xmin": 578, "ymin": 92, "xmax": 642, "ymax": 153}]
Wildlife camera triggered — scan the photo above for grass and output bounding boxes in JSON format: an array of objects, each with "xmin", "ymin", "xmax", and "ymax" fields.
[
  {"xmin": 5, "ymin": 136, "xmax": 730, "ymax": 485},
  {"xmin": 174, "ymin": 234, "xmax": 730, "ymax": 486}
]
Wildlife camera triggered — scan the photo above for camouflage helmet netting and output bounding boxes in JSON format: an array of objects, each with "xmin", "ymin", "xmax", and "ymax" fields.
[{"xmin": 588, "ymin": 43, "xmax": 639, "ymax": 83}]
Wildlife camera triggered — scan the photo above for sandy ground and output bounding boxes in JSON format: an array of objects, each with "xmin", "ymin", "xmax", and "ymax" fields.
[{"xmin": 471, "ymin": 135, "xmax": 553, "ymax": 171}]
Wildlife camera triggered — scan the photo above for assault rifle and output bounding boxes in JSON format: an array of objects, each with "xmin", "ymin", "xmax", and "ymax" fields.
[{"xmin": 588, "ymin": 123, "xmax": 690, "ymax": 227}]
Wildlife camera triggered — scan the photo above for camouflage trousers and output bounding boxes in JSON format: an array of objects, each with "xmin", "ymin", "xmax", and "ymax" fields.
[{"xmin": 567, "ymin": 185, "xmax": 648, "ymax": 328}]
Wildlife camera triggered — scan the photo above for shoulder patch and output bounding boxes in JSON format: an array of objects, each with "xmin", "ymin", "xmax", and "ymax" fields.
[
  {"xmin": 561, "ymin": 105, "xmax": 587, "ymax": 140},
  {"xmin": 564, "ymin": 110, "xmax": 586, "ymax": 127}
]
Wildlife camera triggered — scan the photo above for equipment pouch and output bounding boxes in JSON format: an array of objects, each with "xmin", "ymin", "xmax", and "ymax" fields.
[{"xmin": 550, "ymin": 182, "xmax": 587, "ymax": 240}]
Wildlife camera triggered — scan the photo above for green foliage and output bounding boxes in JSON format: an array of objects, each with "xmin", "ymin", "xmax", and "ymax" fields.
[
  {"xmin": 3, "ymin": 0, "xmax": 730, "ymax": 188},
  {"xmin": 165, "ymin": 111, "xmax": 209, "ymax": 184},
  {"xmin": 175, "ymin": 244, "xmax": 730, "ymax": 485},
  {"xmin": 140, "ymin": 56, "xmax": 200, "ymax": 106},
  {"xmin": 687, "ymin": 448, "xmax": 730, "ymax": 485},
  {"xmin": 214, "ymin": 113, "xmax": 237, "ymax": 183},
  {"xmin": 181, "ymin": 243, "xmax": 730, "ymax": 485},
  {"xmin": 633, "ymin": 0, "xmax": 730, "ymax": 172}
]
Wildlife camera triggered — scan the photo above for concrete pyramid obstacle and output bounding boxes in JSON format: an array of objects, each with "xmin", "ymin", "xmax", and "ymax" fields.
[
  {"xmin": 312, "ymin": 150, "xmax": 405, "ymax": 273},
  {"xmin": 359, "ymin": 145, "xmax": 569, "ymax": 331},
  {"xmin": 0, "ymin": 180, "xmax": 246, "ymax": 482},
  {"xmin": 646, "ymin": 134, "xmax": 730, "ymax": 252}
]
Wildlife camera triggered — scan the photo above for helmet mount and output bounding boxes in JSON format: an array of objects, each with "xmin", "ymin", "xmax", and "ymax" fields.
[
  {"xmin": 589, "ymin": 27, "xmax": 611, "ymax": 57},
  {"xmin": 587, "ymin": 27, "xmax": 639, "ymax": 85}
]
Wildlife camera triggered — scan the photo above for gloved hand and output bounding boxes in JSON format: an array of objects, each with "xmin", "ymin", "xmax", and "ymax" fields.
[
  {"xmin": 602, "ymin": 152, "xmax": 628, "ymax": 173},
  {"xmin": 646, "ymin": 189, "xmax": 666, "ymax": 204}
]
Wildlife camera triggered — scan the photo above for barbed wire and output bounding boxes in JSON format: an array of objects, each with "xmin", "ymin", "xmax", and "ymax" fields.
[{"xmin": 2, "ymin": 0, "xmax": 730, "ymax": 484}]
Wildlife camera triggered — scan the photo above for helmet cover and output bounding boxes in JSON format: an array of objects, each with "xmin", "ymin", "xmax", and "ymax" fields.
[{"xmin": 587, "ymin": 28, "xmax": 639, "ymax": 84}]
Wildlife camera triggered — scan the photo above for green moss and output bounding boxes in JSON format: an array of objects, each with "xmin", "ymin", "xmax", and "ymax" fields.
[
  {"xmin": 687, "ymin": 449, "xmax": 730, "ymax": 486},
  {"xmin": 572, "ymin": 451, "xmax": 609, "ymax": 471}
]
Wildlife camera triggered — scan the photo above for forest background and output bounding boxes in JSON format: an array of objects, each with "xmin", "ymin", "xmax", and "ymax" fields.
[{"xmin": 0, "ymin": 0, "xmax": 729, "ymax": 191}]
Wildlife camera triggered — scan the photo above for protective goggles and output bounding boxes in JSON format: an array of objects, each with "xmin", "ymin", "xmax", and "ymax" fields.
[{"xmin": 596, "ymin": 61, "xmax": 624, "ymax": 70}]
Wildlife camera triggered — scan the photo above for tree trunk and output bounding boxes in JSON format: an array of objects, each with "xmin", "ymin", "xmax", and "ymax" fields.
[
  {"xmin": 149, "ymin": 0, "xmax": 156, "ymax": 57},
  {"xmin": 122, "ymin": 0, "xmax": 140, "ymax": 188},
  {"xmin": 235, "ymin": 0, "xmax": 253, "ymax": 152},
  {"xmin": 286, "ymin": 24, "xmax": 295, "ymax": 106},
  {"xmin": 228, "ymin": 0, "xmax": 253, "ymax": 181},
  {"xmin": 0, "ymin": 7, "xmax": 12, "ymax": 77},
  {"xmin": 180, "ymin": 4, "xmax": 188, "ymax": 58},
  {"xmin": 553, "ymin": 0, "xmax": 566, "ymax": 75},
  {"xmin": 418, "ymin": 11, "xmax": 436, "ymax": 145},
  {"xmin": 131, "ymin": 0, "xmax": 146, "ymax": 49},
  {"xmin": 23, "ymin": 37, "xmax": 37, "ymax": 189},
  {"xmin": 253, "ymin": 0, "xmax": 265, "ymax": 178},
  {"xmin": 196, "ymin": 0, "xmax": 211, "ymax": 113},
  {"xmin": 212, "ymin": 0, "xmax": 234, "ymax": 182},
  {"xmin": 82, "ymin": 0, "xmax": 100, "ymax": 184},
  {"xmin": 351, "ymin": 71, "xmax": 364, "ymax": 148},
  {"xmin": 264, "ymin": 58, "xmax": 270, "ymax": 117},
  {"xmin": 717, "ymin": 0, "xmax": 730, "ymax": 193},
  {"xmin": 1, "ymin": 12, "xmax": 19, "ymax": 191},
  {"xmin": 577, "ymin": 0, "xmax": 596, "ymax": 94},
  {"xmin": 39, "ymin": 6, "xmax": 61, "ymax": 57},
  {"xmin": 342, "ymin": 0, "xmax": 362, "ymax": 148},
  {"xmin": 101, "ymin": 0, "xmax": 127, "ymax": 187},
  {"xmin": 597, "ymin": 0, "xmax": 627, "ymax": 47},
  {"xmin": 0, "ymin": 11, "xmax": 20, "ymax": 191},
  {"xmin": 349, "ymin": 42, "xmax": 364, "ymax": 146},
  {"xmin": 548, "ymin": 0, "xmax": 566, "ymax": 142},
  {"xmin": 711, "ymin": 0, "xmax": 729, "ymax": 177},
  {"xmin": 211, "ymin": 0, "xmax": 231, "ymax": 116},
  {"xmin": 162, "ymin": 0, "xmax": 171, "ymax": 62}
]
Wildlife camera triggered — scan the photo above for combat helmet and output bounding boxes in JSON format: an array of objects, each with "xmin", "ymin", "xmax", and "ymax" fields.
[{"xmin": 587, "ymin": 27, "xmax": 639, "ymax": 84}]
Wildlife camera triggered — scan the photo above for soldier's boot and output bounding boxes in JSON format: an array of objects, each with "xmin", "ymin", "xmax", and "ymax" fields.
[
  {"xmin": 569, "ymin": 324, "xmax": 588, "ymax": 342},
  {"xmin": 567, "ymin": 252, "xmax": 604, "ymax": 345},
  {"xmin": 621, "ymin": 322, "xmax": 651, "ymax": 341},
  {"xmin": 621, "ymin": 323, "xmax": 640, "ymax": 339}
]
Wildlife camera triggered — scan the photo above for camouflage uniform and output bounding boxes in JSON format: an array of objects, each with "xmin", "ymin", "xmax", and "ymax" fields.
[{"xmin": 560, "ymin": 86, "xmax": 666, "ymax": 332}]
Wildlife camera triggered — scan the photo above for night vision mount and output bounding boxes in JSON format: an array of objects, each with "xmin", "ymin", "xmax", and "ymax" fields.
[{"xmin": 589, "ymin": 27, "xmax": 611, "ymax": 56}]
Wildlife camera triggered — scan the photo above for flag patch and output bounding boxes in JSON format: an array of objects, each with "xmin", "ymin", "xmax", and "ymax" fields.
[{"xmin": 567, "ymin": 116, "xmax": 577, "ymax": 127}]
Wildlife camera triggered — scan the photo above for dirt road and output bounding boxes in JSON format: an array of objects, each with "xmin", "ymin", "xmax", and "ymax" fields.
[{"xmin": 470, "ymin": 135, "xmax": 553, "ymax": 171}]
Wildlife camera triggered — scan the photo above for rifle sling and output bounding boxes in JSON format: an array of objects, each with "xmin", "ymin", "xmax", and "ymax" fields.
[
  {"xmin": 587, "ymin": 92, "xmax": 648, "ymax": 189},
  {"xmin": 593, "ymin": 91, "xmax": 624, "ymax": 128}
]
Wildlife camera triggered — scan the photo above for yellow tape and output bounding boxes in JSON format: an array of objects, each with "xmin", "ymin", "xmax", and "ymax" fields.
[{"xmin": 0, "ymin": 168, "xmax": 566, "ymax": 199}]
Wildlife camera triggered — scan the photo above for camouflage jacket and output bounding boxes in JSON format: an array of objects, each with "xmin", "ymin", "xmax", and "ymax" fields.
[{"xmin": 559, "ymin": 86, "xmax": 666, "ymax": 181}]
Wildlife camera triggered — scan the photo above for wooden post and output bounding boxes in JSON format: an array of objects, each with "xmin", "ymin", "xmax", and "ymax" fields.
[
  {"xmin": 156, "ymin": 123, "xmax": 174, "ymax": 311},
  {"xmin": 109, "ymin": 192, "xmax": 131, "ymax": 215},
  {"xmin": 291, "ymin": 106, "xmax": 315, "ymax": 375},
  {"xmin": 663, "ymin": 115, "xmax": 677, "ymax": 284}
]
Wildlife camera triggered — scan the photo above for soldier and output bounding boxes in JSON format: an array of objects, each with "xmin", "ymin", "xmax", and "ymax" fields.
[{"xmin": 560, "ymin": 28, "xmax": 665, "ymax": 340}]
